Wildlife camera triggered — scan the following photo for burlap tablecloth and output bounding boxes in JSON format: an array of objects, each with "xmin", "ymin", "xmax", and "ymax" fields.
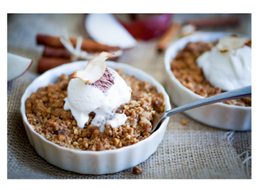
[{"xmin": 7, "ymin": 14, "xmax": 251, "ymax": 179}]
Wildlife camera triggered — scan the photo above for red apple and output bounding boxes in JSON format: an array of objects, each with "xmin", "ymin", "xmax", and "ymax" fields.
[
  {"xmin": 7, "ymin": 53, "xmax": 33, "ymax": 81},
  {"xmin": 118, "ymin": 14, "xmax": 173, "ymax": 41}
]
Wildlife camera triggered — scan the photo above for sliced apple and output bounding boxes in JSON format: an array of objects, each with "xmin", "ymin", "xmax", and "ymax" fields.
[
  {"xmin": 71, "ymin": 51, "xmax": 113, "ymax": 83},
  {"xmin": 217, "ymin": 36, "xmax": 251, "ymax": 53},
  {"xmin": 7, "ymin": 53, "xmax": 33, "ymax": 81},
  {"xmin": 85, "ymin": 14, "xmax": 137, "ymax": 49}
]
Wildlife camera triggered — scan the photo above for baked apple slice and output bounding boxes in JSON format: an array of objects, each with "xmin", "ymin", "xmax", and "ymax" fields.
[{"xmin": 71, "ymin": 51, "xmax": 113, "ymax": 84}]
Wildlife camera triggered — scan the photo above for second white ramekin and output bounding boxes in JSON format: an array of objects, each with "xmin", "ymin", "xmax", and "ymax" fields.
[{"xmin": 164, "ymin": 32, "xmax": 251, "ymax": 131}]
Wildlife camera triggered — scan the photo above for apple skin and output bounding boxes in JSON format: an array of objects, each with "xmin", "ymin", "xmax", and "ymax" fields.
[
  {"xmin": 7, "ymin": 53, "xmax": 33, "ymax": 81},
  {"xmin": 119, "ymin": 14, "xmax": 173, "ymax": 41}
]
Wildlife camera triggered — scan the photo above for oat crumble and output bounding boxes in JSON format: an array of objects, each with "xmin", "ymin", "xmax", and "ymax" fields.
[
  {"xmin": 170, "ymin": 41, "xmax": 251, "ymax": 107},
  {"xmin": 181, "ymin": 120, "xmax": 188, "ymax": 125},
  {"xmin": 25, "ymin": 70, "xmax": 165, "ymax": 151},
  {"xmin": 132, "ymin": 166, "xmax": 143, "ymax": 174}
]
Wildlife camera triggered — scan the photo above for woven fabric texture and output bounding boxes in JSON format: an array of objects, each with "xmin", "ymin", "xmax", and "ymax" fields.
[{"xmin": 7, "ymin": 14, "xmax": 251, "ymax": 179}]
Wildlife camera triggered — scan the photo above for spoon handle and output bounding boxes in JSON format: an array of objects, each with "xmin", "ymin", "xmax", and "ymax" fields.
[{"xmin": 165, "ymin": 86, "xmax": 251, "ymax": 117}]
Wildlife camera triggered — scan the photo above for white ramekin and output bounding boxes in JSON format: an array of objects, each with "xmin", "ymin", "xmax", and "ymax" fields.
[
  {"xmin": 164, "ymin": 32, "xmax": 251, "ymax": 131},
  {"xmin": 20, "ymin": 61, "xmax": 171, "ymax": 174}
]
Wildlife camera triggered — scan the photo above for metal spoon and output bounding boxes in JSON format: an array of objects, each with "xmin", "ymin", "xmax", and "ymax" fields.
[{"xmin": 151, "ymin": 86, "xmax": 251, "ymax": 133}]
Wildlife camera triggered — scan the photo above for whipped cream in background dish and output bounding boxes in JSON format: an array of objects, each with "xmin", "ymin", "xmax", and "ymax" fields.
[
  {"xmin": 64, "ymin": 52, "xmax": 132, "ymax": 132},
  {"xmin": 196, "ymin": 36, "xmax": 251, "ymax": 91}
]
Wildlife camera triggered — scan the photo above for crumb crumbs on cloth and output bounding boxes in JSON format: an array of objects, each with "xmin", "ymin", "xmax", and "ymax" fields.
[
  {"xmin": 181, "ymin": 119, "xmax": 188, "ymax": 125},
  {"xmin": 132, "ymin": 166, "xmax": 143, "ymax": 175}
]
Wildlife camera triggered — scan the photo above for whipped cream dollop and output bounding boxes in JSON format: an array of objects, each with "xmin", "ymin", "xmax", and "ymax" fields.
[
  {"xmin": 196, "ymin": 37, "xmax": 251, "ymax": 91},
  {"xmin": 64, "ymin": 67, "xmax": 132, "ymax": 132}
]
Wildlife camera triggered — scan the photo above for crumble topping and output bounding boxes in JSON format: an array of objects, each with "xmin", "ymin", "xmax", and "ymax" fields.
[
  {"xmin": 170, "ymin": 41, "xmax": 251, "ymax": 107},
  {"xmin": 181, "ymin": 120, "xmax": 188, "ymax": 125},
  {"xmin": 132, "ymin": 166, "xmax": 143, "ymax": 175},
  {"xmin": 25, "ymin": 70, "xmax": 165, "ymax": 151}
]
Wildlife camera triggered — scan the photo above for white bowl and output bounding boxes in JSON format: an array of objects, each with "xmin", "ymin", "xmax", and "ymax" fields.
[
  {"xmin": 164, "ymin": 32, "xmax": 251, "ymax": 131},
  {"xmin": 20, "ymin": 61, "xmax": 171, "ymax": 174}
]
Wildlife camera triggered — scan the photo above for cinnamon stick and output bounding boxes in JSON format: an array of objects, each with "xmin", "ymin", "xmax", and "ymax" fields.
[
  {"xmin": 36, "ymin": 34, "xmax": 121, "ymax": 52},
  {"xmin": 37, "ymin": 57, "xmax": 72, "ymax": 74},
  {"xmin": 37, "ymin": 55, "xmax": 120, "ymax": 74},
  {"xmin": 43, "ymin": 46, "xmax": 122, "ymax": 59},
  {"xmin": 187, "ymin": 17, "xmax": 239, "ymax": 28},
  {"xmin": 157, "ymin": 22, "xmax": 181, "ymax": 52},
  {"xmin": 43, "ymin": 46, "xmax": 71, "ymax": 59}
]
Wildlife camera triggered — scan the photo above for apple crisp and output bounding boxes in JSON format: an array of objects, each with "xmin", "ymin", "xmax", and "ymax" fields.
[
  {"xmin": 170, "ymin": 41, "xmax": 251, "ymax": 107},
  {"xmin": 25, "ymin": 70, "xmax": 165, "ymax": 151}
]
